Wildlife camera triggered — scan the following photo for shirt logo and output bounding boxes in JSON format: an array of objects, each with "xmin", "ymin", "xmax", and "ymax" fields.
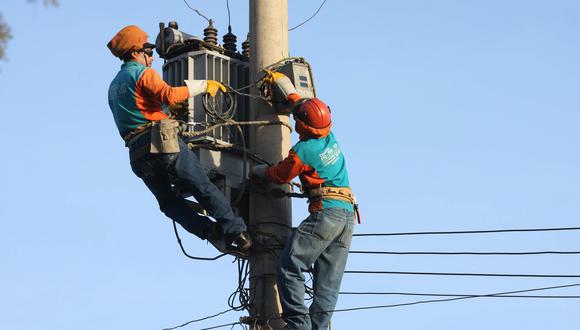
[{"xmin": 319, "ymin": 143, "xmax": 341, "ymax": 167}]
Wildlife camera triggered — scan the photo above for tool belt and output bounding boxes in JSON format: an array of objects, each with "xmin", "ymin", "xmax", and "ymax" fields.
[
  {"xmin": 123, "ymin": 122, "xmax": 153, "ymax": 147},
  {"xmin": 307, "ymin": 186, "xmax": 355, "ymax": 204},
  {"xmin": 123, "ymin": 119, "xmax": 181, "ymax": 163},
  {"xmin": 307, "ymin": 186, "xmax": 361, "ymax": 224}
]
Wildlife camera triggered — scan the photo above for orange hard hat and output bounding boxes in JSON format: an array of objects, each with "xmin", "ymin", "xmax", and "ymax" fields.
[
  {"xmin": 293, "ymin": 98, "xmax": 332, "ymax": 139},
  {"xmin": 107, "ymin": 25, "xmax": 153, "ymax": 58}
]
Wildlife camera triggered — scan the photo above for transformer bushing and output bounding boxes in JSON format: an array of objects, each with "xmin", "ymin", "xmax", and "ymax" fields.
[
  {"xmin": 242, "ymin": 33, "xmax": 250, "ymax": 59},
  {"xmin": 222, "ymin": 26, "xmax": 238, "ymax": 56},
  {"xmin": 203, "ymin": 19, "xmax": 218, "ymax": 46}
]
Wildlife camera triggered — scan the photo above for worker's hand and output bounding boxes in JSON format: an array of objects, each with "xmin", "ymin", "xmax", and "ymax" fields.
[
  {"xmin": 263, "ymin": 70, "xmax": 298, "ymax": 99},
  {"xmin": 168, "ymin": 101, "xmax": 188, "ymax": 116},
  {"xmin": 263, "ymin": 69, "xmax": 288, "ymax": 85},
  {"xmin": 206, "ymin": 80, "xmax": 227, "ymax": 97},
  {"xmin": 251, "ymin": 164, "xmax": 269, "ymax": 180}
]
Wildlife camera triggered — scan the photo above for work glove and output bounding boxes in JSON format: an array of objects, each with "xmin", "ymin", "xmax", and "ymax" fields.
[
  {"xmin": 263, "ymin": 70, "xmax": 298, "ymax": 99},
  {"xmin": 184, "ymin": 80, "xmax": 226, "ymax": 97},
  {"xmin": 206, "ymin": 80, "xmax": 227, "ymax": 97},
  {"xmin": 251, "ymin": 164, "xmax": 269, "ymax": 180}
]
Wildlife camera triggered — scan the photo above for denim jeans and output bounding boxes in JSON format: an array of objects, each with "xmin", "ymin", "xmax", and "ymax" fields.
[
  {"xmin": 277, "ymin": 207, "xmax": 354, "ymax": 330},
  {"xmin": 129, "ymin": 134, "xmax": 247, "ymax": 239}
]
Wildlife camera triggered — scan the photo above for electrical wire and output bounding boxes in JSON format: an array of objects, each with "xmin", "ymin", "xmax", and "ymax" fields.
[
  {"xmin": 343, "ymin": 270, "xmax": 580, "ymax": 278},
  {"xmin": 329, "ymin": 282, "xmax": 580, "ymax": 314},
  {"xmin": 289, "ymin": 0, "xmax": 329, "ymax": 31},
  {"xmin": 353, "ymin": 226, "xmax": 580, "ymax": 237},
  {"xmin": 202, "ymin": 91, "xmax": 237, "ymax": 123},
  {"xmin": 198, "ymin": 322, "xmax": 242, "ymax": 330},
  {"xmin": 226, "ymin": 0, "xmax": 231, "ymax": 27},
  {"xmin": 349, "ymin": 250, "xmax": 580, "ymax": 256},
  {"xmin": 338, "ymin": 291, "xmax": 580, "ymax": 299},
  {"xmin": 162, "ymin": 308, "xmax": 235, "ymax": 330},
  {"xmin": 172, "ymin": 220, "xmax": 227, "ymax": 261},
  {"xmin": 239, "ymin": 282, "xmax": 580, "ymax": 325},
  {"xmin": 183, "ymin": 0, "xmax": 211, "ymax": 23}
]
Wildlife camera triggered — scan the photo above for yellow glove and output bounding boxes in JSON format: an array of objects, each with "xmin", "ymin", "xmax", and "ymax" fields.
[
  {"xmin": 263, "ymin": 69, "xmax": 298, "ymax": 99},
  {"xmin": 206, "ymin": 80, "xmax": 227, "ymax": 97},
  {"xmin": 264, "ymin": 69, "xmax": 287, "ymax": 85}
]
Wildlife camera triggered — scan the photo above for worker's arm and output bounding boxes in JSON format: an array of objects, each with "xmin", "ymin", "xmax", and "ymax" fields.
[
  {"xmin": 266, "ymin": 70, "xmax": 301, "ymax": 104},
  {"xmin": 138, "ymin": 68, "xmax": 227, "ymax": 105},
  {"xmin": 252, "ymin": 149, "xmax": 305, "ymax": 184},
  {"xmin": 138, "ymin": 68, "xmax": 189, "ymax": 105}
]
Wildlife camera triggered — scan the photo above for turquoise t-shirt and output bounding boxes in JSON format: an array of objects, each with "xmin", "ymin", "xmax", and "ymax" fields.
[{"xmin": 293, "ymin": 132, "xmax": 353, "ymax": 211}]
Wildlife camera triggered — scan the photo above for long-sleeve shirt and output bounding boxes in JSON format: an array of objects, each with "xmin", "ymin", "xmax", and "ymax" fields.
[
  {"xmin": 108, "ymin": 61, "xmax": 189, "ymax": 137},
  {"xmin": 266, "ymin": 132, "xmax": 353, "ymax": 212}
]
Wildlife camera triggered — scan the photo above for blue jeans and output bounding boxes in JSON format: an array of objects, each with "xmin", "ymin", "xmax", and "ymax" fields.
[
  {"xmin": 277, "ymin": 208, "xmax": 354, "ymax": 330},
  {"xmin": 129, "ymin": 135, "xmax": 247, "ymax": 239}
]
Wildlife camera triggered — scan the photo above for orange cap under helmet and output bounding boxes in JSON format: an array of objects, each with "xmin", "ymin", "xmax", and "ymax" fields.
[{"xmin": 107, "ymin": 25, "xmax": 152, "ymax": 58}]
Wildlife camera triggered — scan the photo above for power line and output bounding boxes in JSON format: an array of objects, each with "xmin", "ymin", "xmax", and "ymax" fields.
[
  {"xmin": 162, "ymin": 308, "xmax": 235, "ymax": 330},
  {"xmin": 329, "ymin": 282, "xmax": 580, "ymax": 314},
  {"xmin": 353, "ymin": 226, "xmax": 580, "ymax": 237},
  {"xmin": 339, "ymin": 291, "xmax": 580, "ymax": 299},
  {"xmin": 226, "ymin": 0, "xmax": 231, "ymax": 27},
  {"xmin": 182, "ymin": 0, "xmax": 211, "ymax": 23},
  {"xmin": 240, "ymin": 282, "xmax": 580, "ymax": 325},
  {"xmin": 197, "ymin": 321, "xmax": 242, "ymax": 330},
  {"xmin": 344, "ymin": 270, "xmax": 580, "ymax": 278},
  {"xmin": 288, "ymin": 0, "xmax": 328, "ymax": 31},
  {"xmin": 349, "ymin": 250, "xmax": 580, "ymax": 256}
]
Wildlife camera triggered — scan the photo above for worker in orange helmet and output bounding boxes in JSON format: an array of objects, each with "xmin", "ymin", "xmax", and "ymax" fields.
[
  {"xmin": 107, "ymin": 25, "xmax": 251, "ymax": 254},
  {"xmin": 252, "ymin": 71, "xmax": 358, "ymax": 330}
]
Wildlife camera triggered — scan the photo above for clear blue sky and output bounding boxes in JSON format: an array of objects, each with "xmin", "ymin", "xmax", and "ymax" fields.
[{"xmin": 1, "ymin": 1, "xmax": 579, "ymax": 329}]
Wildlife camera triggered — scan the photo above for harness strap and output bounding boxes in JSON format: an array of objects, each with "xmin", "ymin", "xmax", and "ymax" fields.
[
  {"xmin": 307, "ymin": 186, "xmax": 361, "ymax": 224},
  {"xmin": 122, "ymin": 122, "xmax": 153, "ymax": 146}
]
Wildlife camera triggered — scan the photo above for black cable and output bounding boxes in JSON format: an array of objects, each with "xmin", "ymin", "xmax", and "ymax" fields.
[
  {"xmin": 353, "ymin": 226, "xmax": 580, "ymax": 237},
  {"xmin": 289, "ymin": 0, "xmax": 328, "ymax": 31},
  {"xmin": 183, "ymin": 0, "xmax": 211, "ymax": 23},
  {"xmin": 198, "ymin": 322, "xmax": 242, "ymax": 330},
  {"xmin": 244, "ymin": 282, "xmax": 580, "ymax": 325},
  {"xmin": 344, "ymin": 270, "xmax": 580, "ymax": 278},
  {"xmin": 228, "ymin": 257, "xmax": 253, "ymax": 312},
  {"xmin": 172, "ymin": 220, "xmax": 227, "ymax": 261},
  {"xmin": 339, "ymin": 291, "xmax": 580, "ymax": 299},
  {"xmin": 202, "ymin": 91, "xmax": 237, "ymax": 123},
  {"xmin": 349, "ymin": 250, "xmax": 580, "ymax": 256},
  {"xmin": 329, "ymin": 282, "xmax": 580, "ymax": 314},
  {"xmin": 226, "ymin": 0, "xmax": 231, "ymax": 27},
  {"xmin": 162, "ymin": 308, "xmax": 235, "ymax": 330}
]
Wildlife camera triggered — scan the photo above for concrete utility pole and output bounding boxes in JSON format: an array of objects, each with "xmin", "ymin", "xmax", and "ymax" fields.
[{"xmin": 248, "ymin": 0, "xmax": 291, "ymax": 329}]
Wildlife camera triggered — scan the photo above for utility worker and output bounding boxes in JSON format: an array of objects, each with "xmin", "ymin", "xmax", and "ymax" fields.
[
  {"xmin": 107, "ymin": 25, "xmax": 251, "ymax": 253},
  {"xmin": 252, "ymin": 71, "xmax": 357, "ymax": 330}
]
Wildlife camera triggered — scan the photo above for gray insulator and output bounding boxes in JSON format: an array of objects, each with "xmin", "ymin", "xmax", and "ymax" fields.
[
  {"xmin": 242, "ymin": 33, "xmax": 250, "ymax": 58},
  {"xmin": 203, "ymin": 19, "xmax": 218, "ymax": 46}
]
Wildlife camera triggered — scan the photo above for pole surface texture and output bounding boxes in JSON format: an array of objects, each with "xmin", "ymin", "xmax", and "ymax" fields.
[{"xmin": 249, "ymin": 0, "xmax": 291, "ymax": 329}]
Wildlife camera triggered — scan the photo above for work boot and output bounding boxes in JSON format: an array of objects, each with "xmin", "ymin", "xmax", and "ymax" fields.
[{"xmin": 229, "ymin": 231, "xmax": 252, "ymax": 252}]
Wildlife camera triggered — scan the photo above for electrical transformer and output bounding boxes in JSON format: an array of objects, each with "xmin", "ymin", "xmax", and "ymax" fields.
[
  {"xmin": 156, "ymin": 22, "xmax": 250, "ymax": 203},
  {"xmin": 154, "ymin": 21, "xmax": 316, "ymax": 206}
]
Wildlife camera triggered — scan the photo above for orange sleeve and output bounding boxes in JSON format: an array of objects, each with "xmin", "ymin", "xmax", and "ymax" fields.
[
  {"xmin": 266, "ymin": 149, "xmax": 305, "ymax": 184},
  {"xmin": 138, "ymin": 68, "xmax": 190, "ymax": 105}
]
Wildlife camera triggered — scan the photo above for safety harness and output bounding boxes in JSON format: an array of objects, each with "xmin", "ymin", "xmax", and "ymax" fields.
[
  {"xmin": 122, "ymin": 122, "xmax": 153, "ymax": 146},
  {"xmin": 307, "ymin": 186, "xmax": 361, "ymax": 224}
]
